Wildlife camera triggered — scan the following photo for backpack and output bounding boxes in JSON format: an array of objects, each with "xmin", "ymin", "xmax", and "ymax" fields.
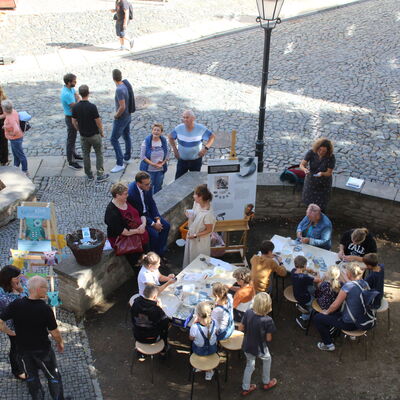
[
  {"xmin": 18, "ymin": 111, "xmax": 32, "ymax": 133},
  {"xmin": 280, "ymin": 164, "xmax": 305, "ymax": 185},
  {"xmin": 344, "ymin": 281, "xmax": 379, "ymax": 330},
  {"xmin": 128, "ymin": 2, "xmax": 133, "ymax": 20},
  {"xmin": 122, "ymin": 79, "xmax": 136, "ymax": 113}
]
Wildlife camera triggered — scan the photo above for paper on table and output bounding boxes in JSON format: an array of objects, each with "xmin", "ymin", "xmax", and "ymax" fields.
[
  {"xmin": 183, "ymin": 273, "xmax": 205, "ymax": 281},
  {"xmin": 209, "ymin": 257, "xmax": 234, "ymax": 271}
]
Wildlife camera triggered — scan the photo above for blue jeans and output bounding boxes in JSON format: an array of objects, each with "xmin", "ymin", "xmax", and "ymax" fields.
[
  {"xmin": 314, "ymin": 312, "xmax": 356, "ymax": 345},
  {"xmin": 147, "ymin": 217, "xmax": 170, "ymax": 256},
  {"xmin": 175, "ymin": 157, "xmax": 202, "ymax": 180},
  {"xmin": 148, "ymin": 171, "xmax": 165, "ymax": 194},
  {"xmin": 111, "ymin": 114, "xmax": 131, "ymax": 166},
  {"xmin": 10, "ymin": 138, "xmax": 27, "ymax": 172}
]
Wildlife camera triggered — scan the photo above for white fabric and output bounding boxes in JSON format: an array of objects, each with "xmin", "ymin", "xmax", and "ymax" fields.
[
  {"xmin": 136, "ymin": 183, "xmax": 147, "ymax": 213},
  {"xmin": 137, "ymin": 266, "xmax": 160, "ymax": 296},
  {"xmin": 190, "ymin": 321, "xmax": 217, "ymax": 347},
  {"xmin": 211, "ymin": 293, "xmax": 233, "ymax": 333}
]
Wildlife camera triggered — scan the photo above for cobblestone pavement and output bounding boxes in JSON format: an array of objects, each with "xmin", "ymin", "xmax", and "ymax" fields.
[
  {"xmin": 0, "ymin": 177, "xmax": 109, "ymax": 399},
  {"xmin": 1, "ymin": 0, "xmax": 399, "ymax": 186}
]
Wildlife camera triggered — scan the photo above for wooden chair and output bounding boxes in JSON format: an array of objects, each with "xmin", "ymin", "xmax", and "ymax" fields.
[
  {"xmin": 219, "ymin": 330, "xmax": 244, "ymax": 382},
  {"xmin": 125, "ymin": 294, "xmax": 140, "ymax": 324},
  {"xmin": 189, "ymin": 353, "xmax": 221, "ymax": 400},
  {"xmin": 375, "ymin": 298, "xmax": 390, "ymax": 332},
  {"xmin": 339, "ymin": 330, "xmax": 368, "ymax": 362},
  {"xmin": 283, "ymin": 285, "xmax": 296, "ymax": 303},
  {"xmin": 131, "ymin": 339, "xmax": 165, "ymax": 384},
  {"xmin": 305, "ymin": 299, "xmax": 323, "ymax": 336}
]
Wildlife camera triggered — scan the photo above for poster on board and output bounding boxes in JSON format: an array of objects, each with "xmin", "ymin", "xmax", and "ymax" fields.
[{"xmin": 207, "ymin": 157, "xmax": 257, "ymax": 221}]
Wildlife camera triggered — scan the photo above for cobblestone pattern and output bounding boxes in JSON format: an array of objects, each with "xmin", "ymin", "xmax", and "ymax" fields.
[
  {"xmin": 1, "ymin": 0, "xmax": 399, "ymax": 187},
  {"xmin": 0, "ymin": 178, "xmax": 107, "ymax": 399}
]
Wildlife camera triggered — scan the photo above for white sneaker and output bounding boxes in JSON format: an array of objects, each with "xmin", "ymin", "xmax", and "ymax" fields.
[
  {"xmin": 205, "ymin": 370, "xmax": 214, "ymax": 381},
  {"xmin": 110, "ymin": 165, "xmax": 125, "ymax": 173}
]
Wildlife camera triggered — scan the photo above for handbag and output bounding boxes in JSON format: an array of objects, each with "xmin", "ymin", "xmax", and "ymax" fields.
[{"xmin": 114, "ymin": 233, "xmax": 143, "ymax": 256}]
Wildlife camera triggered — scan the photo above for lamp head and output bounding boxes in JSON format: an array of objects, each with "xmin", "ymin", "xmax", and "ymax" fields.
[{"xmin": 256, "ymin": 0, "xmax": 285, "ymax": 27}]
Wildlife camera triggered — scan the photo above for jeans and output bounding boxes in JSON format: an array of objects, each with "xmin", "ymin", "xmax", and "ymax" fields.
[
  {"xmin": 80, "ymin": 134, "xmax": 104, "ymax": 177},
  {"xmin": 147, "ymin": 217, "xmax": 170, "ymax": 256},
  {"xmin": 22, "ymin": 347, "xmax": 65, "ymax": 400},
  {"xmin": 10, "ymin": 137, "xmax": 28, "ymax": 172},
  {"xmin": 313, "ymin": 312, "xmax": 356, "ymax": 345},
  {"xmin": 65, "ymin": 116, "xmax": 79, "ymax": 163},
  {"xmin": 175, "ymin": 157, "xmax": 202, "ymax": 180},
  {"xmin": 148, "ymin": 171, "xmax": 165, "ymax": 194},
  {"xmin": 299, "ymin": 285, "xmax": 316, "ymax": 320},
  {"xmin": 111, "ymin": 114, "xmax": 131, "ymax": 166},
  {"xmin": 8, "ymin": 335, "xmax": 24, "ymax": 377},
  {"xmin": 242, "ymin": 346, "xmax": 272, "ymax": 390}
]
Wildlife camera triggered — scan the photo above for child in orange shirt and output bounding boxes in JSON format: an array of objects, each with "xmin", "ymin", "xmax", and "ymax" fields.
[{"xmin": 232, "ymin": 267, "xmax": 255, "ymax": 322}]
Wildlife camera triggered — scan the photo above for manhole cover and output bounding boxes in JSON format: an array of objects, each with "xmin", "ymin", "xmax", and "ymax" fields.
[{"xmin": 135, "ymin": 96, "xmax": 152, "ymax": 110}]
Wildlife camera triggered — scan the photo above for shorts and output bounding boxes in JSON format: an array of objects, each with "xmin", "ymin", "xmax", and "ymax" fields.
[{"xmin": 116, "ymin": 21, "xmax": 127, "ymax": 38}]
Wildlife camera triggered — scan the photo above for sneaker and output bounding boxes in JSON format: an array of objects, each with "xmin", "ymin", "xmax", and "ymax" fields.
[
  {"xmin": 205, "ymin": 370, "xmax": 214, "ymax": 381},
  {"xmin": 96, "ymin": 174, "xmax": 109, "ymax": 182},
  {"xmin": 86, "ymin": 175, "xmax": 94, "ymax": 181},
  {"xmin": 110, "ymin": 165, "xmax": 125, "ymax": 173},
  {"xmin": 129, "ymin": 39, "xmax": 134, "ymax": 49},
  {"xmin": 317, "ymin": 342, "xmax": 335, "ymax": 352},
  {"xmin": 74, "ymin": 154, "xmax": 83, "ymax": 160},
  {"xmin": 24, "ymin": 171, "xmax": 30, "ymax": 178},
  {"xmin": 296, "ymin": 303, "xmax": 309, "ymax": 314},
  {"xmin": 123, "ymin": 159, "xmax": 131, "ymax": 164},
  {"xmin": 68, "ymin": 162, "xmax": 82, "ymax": 170},
  {"xmin": 136, "ymin": 352, "xmax": 145, "ymax": 361},
  {"xmin": 296, "ymin": 317, "xmax": 307, "ymax": 330},
  {"xmin": 349, "ymin": 335, "xmax": 357, "ymax": 341}
]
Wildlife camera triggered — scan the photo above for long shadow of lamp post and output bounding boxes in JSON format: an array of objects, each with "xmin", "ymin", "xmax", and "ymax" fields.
[{"xmin": 255, "ymin": 0, "xmax": 285, "ymax": 172}]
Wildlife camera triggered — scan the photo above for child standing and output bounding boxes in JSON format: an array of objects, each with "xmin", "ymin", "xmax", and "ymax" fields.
[
  {"xmin": 291, "ymin": 255, "xmax": 321, "ymax": 330},
  {"xmin": 315, "ymin": 265, "xmax": 341, "ymax": 310},
  {"xmin": 363, "ymin": 253, "xmax": 384, "ymax": 309},
  {"xmin": 189, "ymin": 301, "xmax": 217, "ymax": 380},
  {"xmin": 211, "ymin": 283, "xmax": 234, "ymax": 340},
  {"xmin": 239, "ymin": 292, "xmax": 277, "ymax": 396},
  {"xmin": 139, "ymin": 123, "xmax": 169, "ymax": 194},
  {"xmin": 231, "ymin": 267, "xmax": 255, "ymax": 322}
]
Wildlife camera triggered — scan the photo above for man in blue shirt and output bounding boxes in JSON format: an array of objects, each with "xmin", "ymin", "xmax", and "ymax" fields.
[
  {"xmin": 110, "ymin": 69, "xmax": 131, "ymax": 173},
  {"xmin": 168, "ymin": 110, "xmax": 215, "ymax": 180},
  {"xmin": 60, "ymin": 73, "xmax": 82, "ymax": 170}
]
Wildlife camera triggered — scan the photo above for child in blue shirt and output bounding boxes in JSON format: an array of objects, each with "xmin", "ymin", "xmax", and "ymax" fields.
[{"xmin": 363, "ymin": 253, "xmax": 384, "ymax": 309}]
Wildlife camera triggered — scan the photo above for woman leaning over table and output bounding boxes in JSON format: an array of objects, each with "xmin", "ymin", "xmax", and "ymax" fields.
[
  {"xmin": 183, "ymin": 184, "xmax": 216, "ymax": 268},
  {"xmin": 313, "ymin": 262, "xmax": 370, "ymax": 352},
  {"xmin": 0, "ymin": 86, "xmax": 9, "ymax": 165},
  {"xmin": 0, "ymin": 265, "xmax": 28, "ymax": 380},
  {"xmin": 104, "ymin": 182, "xmax": 149, "ymax": 273},
  {"xmin": 300, "ymin": 138, "xmax": 335, "ymax": 212},
  {"xmin": 338, "ymin": 227, "xmax": 377, "ymax": 262}
]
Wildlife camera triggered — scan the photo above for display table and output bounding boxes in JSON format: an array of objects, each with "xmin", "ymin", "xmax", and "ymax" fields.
[{"xmin": 159, "ymin": 254, "xmax": 237, "ymax": 325}]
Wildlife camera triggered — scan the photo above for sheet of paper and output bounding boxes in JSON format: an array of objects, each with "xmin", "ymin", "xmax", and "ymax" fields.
[
  {"xmin": 183, "ymin": 272, "xmax": 205, "ymax": 281},
  {"xmin": 209, "ymin": 257, "xmax": 234, "ymax": 271}
]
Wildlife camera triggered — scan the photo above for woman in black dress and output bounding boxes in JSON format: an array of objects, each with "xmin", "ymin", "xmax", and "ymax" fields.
[
  {"xmin": 300, "ymin": 138, "xmax": 335, "ymax": 212},
  {"xmin": 0, "ymin": 86, "xmax": 9, "ymax": 165}
]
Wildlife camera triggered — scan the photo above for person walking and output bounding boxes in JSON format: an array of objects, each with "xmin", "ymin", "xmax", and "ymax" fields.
[
  {"xmin": 60, "ymin": 73, "xmax": 83, "ymax": 170},
  {"xmin": 72, "ymin": 85, "xmax": 109, "ymax": 182},
  {"xmin": 112, "ymin": 0, "xmax": 135, "ymax": 51},
  {"xmin": 110, "ymin": 69, "xmax": 132, "ymax": 173},
  {"xmin": 0, "ymin": 86, "xmax": 9, "ymax": 165},
  {"xmin": 0, "ymin": 276, "xmax": 70, "ymax": 400}
]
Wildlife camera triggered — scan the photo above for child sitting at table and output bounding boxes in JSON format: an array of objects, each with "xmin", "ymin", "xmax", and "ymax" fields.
[
  {"xmin": 232, "ymin": 267, "xmax": 255, "ymax": 322},
  {"xmin": 315, "ymin": 265, "xmax": 341, "ymax": 310},
  {"xmin": 363, "ymin": 253, "xmax": 385, "ymax": 309},
  {"xmin": 239, "ymin": 292, "xmax": 277, "ymax": 396},
  {"xmin": 291, "ymin": 255, "xmax": 321, "ymax": 330},
  {"xmin": 137, "ymin": 252, "xmax": 175, "ymax": 296},
  {"xmin": 211, "ymin": 282, "xmax": 234, "ymax": 340},
  {"xmin": 189, "ymin": 301, "xmax": 218, "ymax": 381}
]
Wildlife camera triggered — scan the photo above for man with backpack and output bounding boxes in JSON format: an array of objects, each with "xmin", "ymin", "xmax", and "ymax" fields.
[
  {"xmin": 112, "ymin": 0, "xmax": 134, "ymax": 51},
  {"xmin": 110, "ymin": 69, "xmax": 135, "ymax": 173},
  {"xmin": 313, "ymin": 262, "xmax": 378, "ymax": 351}
]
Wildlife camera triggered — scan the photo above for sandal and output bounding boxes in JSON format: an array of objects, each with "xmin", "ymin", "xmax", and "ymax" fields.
[
  {"xmin": 263, "ymin": 378, "xmax": 277, "ymax": 390},
  {"xmin": 241, "ymin": 384, "xmax": 257, "ymax": 396}
]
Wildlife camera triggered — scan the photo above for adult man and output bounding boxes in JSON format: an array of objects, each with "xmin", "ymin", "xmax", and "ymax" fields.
[
  {"xmin": 112, "ymin": 0, "xmax": 134, "ymax": 51},
  {"xmin": 0, "ymin": 276, "xmax": 68, "ymax": 400},
  {"xmin": 131, "ymin": 284, "xmax": 169, "ymax": 356},
  {"xmin": 169, "ymin": 110, "xmax": 215, "ymax": 180},
  {"xmin": 60, "ymin": 73, "xmax": 82, "ymax": 170},
  {"xmin": 128, "ymin": 171, "xmax": 170, "ymax": 257},
  {"xmin": 110, "ymin": 69, "xmax": 131, "ymax": 173},
  {"xmin": 72, "ymin": 85, "xmax": 109, "ymax": 183}
]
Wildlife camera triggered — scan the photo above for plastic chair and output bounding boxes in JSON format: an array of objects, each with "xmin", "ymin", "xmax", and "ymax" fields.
[
  {"xmin": 131, "ymin": 339, "xmax": 165, "ymax": 384},
  {"xmin": 219, "ymin": 330, "xmax": 244, "ymax": 382},
  {"xmin": 339, "ymin": 330, "xmax": 368, "ymax": 362},
  {"xmin": 189, "ymin": 353, "xmax": 221, "ymax": 400}
]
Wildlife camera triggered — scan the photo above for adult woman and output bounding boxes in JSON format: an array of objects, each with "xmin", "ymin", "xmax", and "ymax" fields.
[
  {"xmin": 338, "ymin": 228, "xmax": 377, "ymax": 262},
  {"xmin": 183, "ymin": 184, "xmax": 215, "ymax": 267},
  {"xmin": 313, "ymin": 263, "xmax": 372, "ymax": 351},
  {"xmin": 296, "ymin": 203, "xmax": 332, "ymax": 250},
  {"xmin": 0, "ymin": 265, "xmax": 28, "ymax": 380},
  {"xmin": 0, "ymin": 86, "xmax": 9, "ymax": 165},
  {"xmin": 300, "ymin": 138, "xmax": 335, "ymax": 212},
  {"xmin": 104, "ymin": 182, "xmax": 149, "ymax": 270},
  {"xmin": 0, "ymin": 99, "xmax": 28, "ymax": 175}
]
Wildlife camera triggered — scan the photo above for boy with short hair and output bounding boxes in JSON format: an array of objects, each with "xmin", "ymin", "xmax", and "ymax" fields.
[
  {"xmin": 363, "ymin": 253, "xmax": 384, "ymax": 309},
  {"xmin": 291, "ymin": 255, "xmax": 320, "ymax": 330}
]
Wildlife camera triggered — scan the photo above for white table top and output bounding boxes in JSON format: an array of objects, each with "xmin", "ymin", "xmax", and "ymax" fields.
[
  {"xmin": 271, "ymin": 234, "xmax": 340, "ymax": 276},
  {"xmin": 159, "ymin": 254, "xmax": 237, "ymax": 319}
]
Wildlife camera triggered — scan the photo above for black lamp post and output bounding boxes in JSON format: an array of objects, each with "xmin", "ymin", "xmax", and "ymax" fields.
[{"xmin": 255, "ymin": 0, "xmax": 285, "ymax": 172}]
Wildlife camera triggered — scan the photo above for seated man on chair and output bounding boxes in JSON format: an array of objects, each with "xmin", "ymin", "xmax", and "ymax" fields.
[
  {"xmin": 131, "ymin": 284, "xmax": 169, "ymax": 355},
  {"xmin": 128, "ymin": 171, "xmax": 170, "ymax": 258}
]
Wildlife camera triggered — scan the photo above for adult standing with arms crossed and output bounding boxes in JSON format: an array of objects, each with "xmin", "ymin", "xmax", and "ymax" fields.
[
  {"xmin": 60, "ymin": 73, "xmax": 82, "ymax": 170},
  {"xmin": 0, "ymin": 276, "xmax": 69, "ymax": 400},
  {"xmin": 169, "ymin": 110, "xmax": 215, "ymax": 180}
]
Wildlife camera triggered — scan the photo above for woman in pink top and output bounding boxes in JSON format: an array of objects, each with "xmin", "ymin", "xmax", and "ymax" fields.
[{"xmin": 0, "ymin": 100, "xmax": 28, "ymax": 175}]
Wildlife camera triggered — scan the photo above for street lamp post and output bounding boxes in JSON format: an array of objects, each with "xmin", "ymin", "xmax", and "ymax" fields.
[{"xmin": 255, "ymin": 0, "xmax": 285, "ymax": 172}]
